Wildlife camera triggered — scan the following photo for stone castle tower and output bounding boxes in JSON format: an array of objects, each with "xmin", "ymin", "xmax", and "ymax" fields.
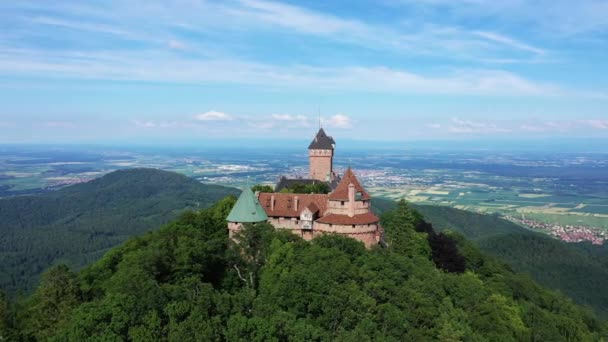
[{"xmin": 308, "ymin": 128, "xmax": 335, "ymax": 181}]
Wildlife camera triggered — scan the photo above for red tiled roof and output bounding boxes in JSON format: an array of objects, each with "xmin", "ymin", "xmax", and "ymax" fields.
[
  {"xmin": 258, "ymin": 192, "xmax": 328, "ymax": 218},
  {"xmin": 305, "ymin": 202, "xmax": 320, "ymax": 214},
  {"xmin": 316, "ymin": 212, "xmax": 379, "ymax": 225},
  {"xmin": 328, "ymin": 167, "xmax": 371, "ymax": 201}
]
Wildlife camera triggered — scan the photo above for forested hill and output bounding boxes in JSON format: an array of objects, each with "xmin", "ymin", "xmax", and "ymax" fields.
[
  {"xmin": 0, "ymin": 168, "xmax": 239, "ymax": 295},
  {"xmin": 1, "ymin": 199, "xmax": 605, "ymax": 340},
  {"xmin": 373, "ymin": 198, "xmax": 608, "ymax": 318}
]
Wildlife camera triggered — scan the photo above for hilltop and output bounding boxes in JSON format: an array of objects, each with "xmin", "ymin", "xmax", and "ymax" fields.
[
  {"xmin": 1, "ymin": 199, "xmax": 605, "ymax": 340},
  {"xmin": 0, "ymin": 168, "xmax": 238, "ymax": 295},
  {"xmin": 3, "ymin": 168, "xmax": 608, "ymax": 320}
]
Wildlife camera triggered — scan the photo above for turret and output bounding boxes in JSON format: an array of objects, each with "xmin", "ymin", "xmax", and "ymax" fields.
[
  {"xmin": 308, "ymin": 128, "xmax": 335, "ymax": 181},
  {"xmin": 226, "ymin": 187, "xmax": 268, "ymax": 238}
]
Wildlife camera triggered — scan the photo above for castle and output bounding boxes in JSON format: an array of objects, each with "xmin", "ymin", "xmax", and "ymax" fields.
[{"xmin": 227, "ymin": 128, "xmax": 383, "ymax": 248}]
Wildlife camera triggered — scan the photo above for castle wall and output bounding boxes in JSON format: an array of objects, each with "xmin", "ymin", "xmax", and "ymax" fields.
[
  {"xmin": 228, "ymin": 222, "xmax": 242, "ymax": 239},
  {"xmin": 267, "ymin": 217, "xmax": 300, "ymax": 230},
  {"xmin": 311, "ymin": 222, "xmax": 380, "ymax": 248},
  {"xmin": 264, "ymin": 217, "xmax": 380, "ymax": 248},
  {"xmin": 327, "ymin": 199, "xmax": 370, "ymax": 216}
]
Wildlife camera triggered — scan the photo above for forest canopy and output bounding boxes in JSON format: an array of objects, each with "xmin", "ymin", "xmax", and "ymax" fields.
[{"xmin": 1, "ymin": 198, "xmax": 606, "ymax": 341}]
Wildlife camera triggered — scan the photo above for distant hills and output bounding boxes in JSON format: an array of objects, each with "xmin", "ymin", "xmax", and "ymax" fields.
[
  {"xmin": 0, "ymin": 168, "xmax": 238, "ymax": 294},
  {"xmin": 374, "ymin": 198, "xmax": 608, "ymax": 317}
]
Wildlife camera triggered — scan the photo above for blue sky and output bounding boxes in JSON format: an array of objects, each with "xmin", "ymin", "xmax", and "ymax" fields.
[{"xmin": 0, "ymin": 0, "xmax": 607, "ymax": 143}]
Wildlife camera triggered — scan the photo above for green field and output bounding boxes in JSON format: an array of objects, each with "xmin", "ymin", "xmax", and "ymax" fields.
[{"xmin": 369, "ymin": 184, "xmax": 608, "ymax": 230}]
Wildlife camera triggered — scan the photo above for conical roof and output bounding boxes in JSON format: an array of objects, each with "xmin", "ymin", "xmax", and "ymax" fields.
[
  {"xmin": 308, "ymin": 128, "xmax": 335, "ymax": 150},
  {"xmin": 227, "ymin": 187, "xmax": 268, "ymax": 223},
  {"xmin": 328, "ymin": 167, "xmax": 371, "ymax": 201}
]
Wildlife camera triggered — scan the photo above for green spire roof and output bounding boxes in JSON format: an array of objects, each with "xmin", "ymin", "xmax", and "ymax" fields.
[{"xmin": 226, "ymin": 187, "xmax": 268, "ymax": 223}]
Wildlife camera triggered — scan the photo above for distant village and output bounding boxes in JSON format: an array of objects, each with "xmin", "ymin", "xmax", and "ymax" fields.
[{"xmin": 505, "ymin": 215, "xmax": 606, "ymax": 245}]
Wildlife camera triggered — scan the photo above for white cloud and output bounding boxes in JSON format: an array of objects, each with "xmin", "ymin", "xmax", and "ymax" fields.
[
  {"xmin": 323, "ymin": 114, "xmax": 352, "ymax": 129},
  {"xmin": 449, "ymin": 117, "xmax": 511, "ymax": 134},
  {"xmin": 520, "ymin": 123, "xmax": 546, "ymax": 132},
  {"xmin": 387, "ymin": 0, "xmax": 608, "ymax": 37},
  {"xmin": 472, "ymin": 31, "xmax": 545, "ymax": 55},
  {"xmin": 442, "ymin": 118, "xmax": 608, "ymax": 135},
  {"xmin": 247, "ymin": 113, "xmax": 311, "ymax": 130},
  {"xmin": 1, "ymin": 0, "xmax": 606, "ymax": 104},
  {"xmin": 0, "ymin": 48, "xmax": 570, "ymax": 97},
  {"xmin": 134, "ymin": 120, "xmax": 158, "ymax": 128},
  {"xmin": 195, "ymin": 110, "xmax": 233, "ymax": 121},
  {"xmin": 581, "ymin": 120, "xmax": 608, "ymax": 129},
  {"xmin": 272, "ymin": 114, "xmax": 306, "ymax": 121}
]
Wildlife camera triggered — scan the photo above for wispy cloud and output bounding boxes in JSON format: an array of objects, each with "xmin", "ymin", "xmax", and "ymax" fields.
[
  {"xmin": 581, "ymin": 120, "xmax": 608, "ymax": 129},
  {"xmin": 449, "ymin": 117, "xmax": 512, "ymax": 134},
  {"xmin": 1, "ymin": 0, "xmax": 604, "ymax": 99},
  {"xmin": 435, "ymin": 118, "xmax": 608, "ymax": 135},
  {"xmin": 195, "ymin": 111, "xmax": 233, "ymax": 121},
  {"xmin": 0, "ymin": 48, "xmax": 574, "ymax": 97},
  {"xmin": 323, "ymin": 114, "xmax": 352, "ymax": 129},
  {"xmin": 386, "ymin": 0, "xmax": 608, "ymax": 37},
  {"xmin": 472, "ymin": 31, "xmax": 545, "ymax": 55}
]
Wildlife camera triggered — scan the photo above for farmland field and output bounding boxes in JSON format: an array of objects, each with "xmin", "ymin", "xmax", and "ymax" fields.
[{"xmin": 1, "ymin": 144, "xmax": 607, "ymax": 235}]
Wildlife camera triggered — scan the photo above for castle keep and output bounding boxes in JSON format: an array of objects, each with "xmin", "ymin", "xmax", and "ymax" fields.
[{"xmin": 227, "ymin": 128, "xmax": 383, "ymax": 248}]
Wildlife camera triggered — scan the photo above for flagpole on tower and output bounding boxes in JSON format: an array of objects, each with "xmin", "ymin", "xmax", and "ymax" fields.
[{"xmin": 318, "ymin": 104, "xmax": 321, "ymax": 129}]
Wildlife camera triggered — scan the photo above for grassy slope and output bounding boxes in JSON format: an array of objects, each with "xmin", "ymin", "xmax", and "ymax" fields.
[
  {"xmin": 373, "ymin": 197, "xmax": 608, "ymax": 317},
  {"xmin": 0, "ymin": 168, "xmax": 239, "ymax": 295}
]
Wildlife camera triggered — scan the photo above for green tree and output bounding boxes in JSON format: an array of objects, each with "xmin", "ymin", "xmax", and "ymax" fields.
[
  {"xmin": 0, "ymin": 290, "xmax": 8, "ymax": 340},
  {"xmin": 279, "ymin": 182, "xmax": 331, "ymax": 194},
  {"xmin": 230, "ymin": 223, "xmax": 276, "ymax": 291},
  {"xmin": 23, "ymin": 264, "xmax": 81, "ymax": 340},
  {"xmin": 251, "ymin": 184, "xmax": 274, "ymax": 193},
  {"xmin": 382, "ymin": 199, "xmax": 430, "ymax": 258}
]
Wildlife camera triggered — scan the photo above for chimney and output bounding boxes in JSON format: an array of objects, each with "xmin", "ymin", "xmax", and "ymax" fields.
[
  {"xmin": 294, "ymin": 196, "xmax": 299, "ymax": 212},
  {"xmin": 348, "ymin": 183, "xmax": 355, "ymax": 217},
  {"xmin": 271, "ymin": 195, "xmax": 275, "ymax": 211}
]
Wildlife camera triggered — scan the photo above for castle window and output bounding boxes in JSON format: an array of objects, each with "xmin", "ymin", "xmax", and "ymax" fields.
[
  {"xmin": 341, "ymin": 201, "xmax": 345, "ymax": 206},
  {"xmin": 352, "ymin": 225, "xmax": 355, "ymax": 228}
]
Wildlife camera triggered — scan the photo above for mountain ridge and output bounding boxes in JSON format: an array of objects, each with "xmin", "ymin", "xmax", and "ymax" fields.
[{"xmin": 0, "ymin": 168, "xmax": 239, "ymax": 294}]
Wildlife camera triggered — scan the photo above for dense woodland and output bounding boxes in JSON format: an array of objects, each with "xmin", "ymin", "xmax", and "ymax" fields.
[
  {"xmin": 0, "ymin": 169, "xmax": 238, "ymax": 295},
  {"xmin": 373, "ymin": 198, "xmax": 608, "ymax": 318},
  {"xmin": 1, "ymin": 198, "xmax": 606, "ymax": 341},
  {"xmin": 2, "ymin": 168, "xmax": 608, "ymax": 331}
]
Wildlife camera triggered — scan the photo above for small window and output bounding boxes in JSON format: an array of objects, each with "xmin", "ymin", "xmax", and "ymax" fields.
[
  {"xmin": 352, "ymin": 225, "xmax": 356, "ymax": 228},
  {"xmin": 341, "ymin": 201, "xmax": 345, "ymax": 206}
]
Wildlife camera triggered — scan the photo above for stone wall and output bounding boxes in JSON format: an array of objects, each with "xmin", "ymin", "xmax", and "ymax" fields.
[
  {"xmin": 327, "ymin": 199, "xmax": 371, "ymax": 216},
  {"xmin": 265, "ymin": 217, "xmax": 381, "ymax": 248},
  {"xmin": 309, "ymin": 149, "xmax": 333, "ymax": 181}
]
